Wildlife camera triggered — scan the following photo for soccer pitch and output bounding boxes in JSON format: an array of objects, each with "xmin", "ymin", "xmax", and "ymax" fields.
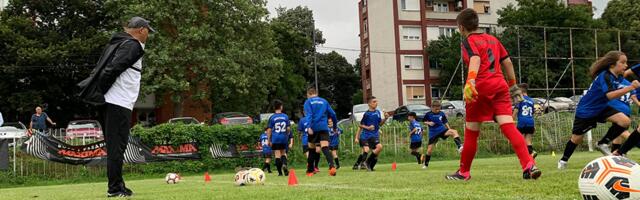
[{"xmin": 0, "ymin": 151, "xmax": 624, "ymax": 200}]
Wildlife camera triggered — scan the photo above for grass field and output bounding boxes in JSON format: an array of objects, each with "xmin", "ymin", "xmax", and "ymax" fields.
[{"xmin": 0, "ymin": 151, "xmax": 631, "ymax": 200}]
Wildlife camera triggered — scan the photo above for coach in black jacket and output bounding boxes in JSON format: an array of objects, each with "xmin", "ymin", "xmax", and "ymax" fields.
[{"xmin": 78, "ymin": 17, "xmax": 154, "ymax": 198}]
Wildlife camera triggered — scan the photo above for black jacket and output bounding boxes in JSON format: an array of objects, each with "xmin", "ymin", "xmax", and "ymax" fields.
[{"xmin": 77, "ymin": 32, "xmax": 145, "ymax": 106}]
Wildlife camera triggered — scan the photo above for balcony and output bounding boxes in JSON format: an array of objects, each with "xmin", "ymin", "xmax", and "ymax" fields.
[{"xmin": 425, "ymin": 0, "xmax": 464, "ymax": 20}]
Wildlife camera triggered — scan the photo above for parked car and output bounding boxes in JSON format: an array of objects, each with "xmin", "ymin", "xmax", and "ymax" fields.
[
  {"xmin": 65, "ymin": 120, "xmax": 103, "ymax": 139},
  {"xmin": 168, "ymin": 117, "xmax": 201, "ymax": 125},
  {"xmin": 257, "ymin": 113, "xmax": 274, "ymax": 123},
  {"xmin": 569, "ymin": 95, "xmax": 583, "ymax": 104},
  {"xmin": 552, "ymin": 97, "xmax": 577, "ymax": 110},
  {"xmin": 442, "ymin": 100, "xmax": 465, "ymax": 118},
  {"xmin": 0, "ymin": 122, "xmax": 28, "ymax": 139},
  {"xmin": 532, "ymin": 98, "xmax": 571, "ymax": 113},
  {"xmin": 349, "ymin": 104, "xmax": 369, "ymax": 124},
  {"xmin": 392, "ymin": 104, "xmax": 431, "ymax": 122},
  {"xmin": 212, "ymin": 112, "xmax": 253, "ymax": 125}
]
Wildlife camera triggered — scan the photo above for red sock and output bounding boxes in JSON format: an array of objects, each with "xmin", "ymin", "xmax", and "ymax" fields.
[
  {"xmin": 500, "ymin": 123, "xmax": 534, "ymax": 170},
  {"xmin": 459, "ymin": 127, "xmax": 479, "ymax": 174}
]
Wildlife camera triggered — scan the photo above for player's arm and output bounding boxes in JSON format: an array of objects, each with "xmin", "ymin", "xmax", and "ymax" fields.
[
  {"xmin": 266, "ymin": 128, "xmax": 272, "ymax": 146},
  {"xmin": 355, "ymin": 127, "xmax": 362, "ymax": 142},
  {"xmin": 410, "ymin": 127, "xmax": 417, "ymax": 136},
  {"xmin": 287, "ymin": 127, "xmax": 293, "ymax": 147},
  {"xmin": 512, "ymin": 107, "xmax": 519, "ymax": 120},
  {"xmin": 502, "ymin": 57, "xmax": 517, "ymax": 87},
  {"xmin": 633, "ymin": 94, "xmax": 640, "ymax": 107},
  {"xmin": 605, "ymin": 81, "xmax": 640, "ymax": 100},
  {"xmin": 303, "ymin": 101, "xmax": 314, "ymax": 134}
]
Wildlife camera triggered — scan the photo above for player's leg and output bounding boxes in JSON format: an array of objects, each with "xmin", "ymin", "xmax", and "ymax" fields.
[
  {"xmin": 495, "ymin": 115, "xmax": 540, "ymax": 179},
  {"xmin": 424, "ymin": 143, "xmax": 434, "ymax": 168},
  {"xmin": 306, "ymin": 135, "xmax": 317, "ymax": 175},
  {"xmin": 450, "ymin": 121, "xmax": 481, "ymax": 180},
  {"xmin": 615, "ymin": 125, "xmax": 640, "ymax": 156},
  {"xmin": 274, "ymin": 149, "xmax": 283, "ymax": 176},
  {"xmin": 359, "ymin": 145, "xmax": 371, "ymax": 169},
  {"xmin": 366, "ymin": 138, "xmax": 383, "ymax": 171},
  {"xmin": 354, "ymin": 141, "xmax": 368, "ymax": 169},
  {"xmin": 445, "ymin": 129, "xmax": 462, "ymax": 152},
  {"xmin": 281, "ymin": 150, "xmax": 289, "ymax": 176},
  {"xmin": 318, "ymin": 132, "xmax": 337, "ymax": 175},
  {"xmin": 597, "ymin": 112, "xmax": 631, "ymax": 154},
  {"xmin": 409, "ymin": 142, "xmax": 421, "ymax": 164},
  {"xmin": 314, "ymin": 145, "xmax": 321, "ymax": 172},
  {"xmin": 331, "ymin": 148, "xmax": 340, "ymax": 169},
  {"xmin": 611, "ymin": 133, "xmax": 626, "ymax": 153}
]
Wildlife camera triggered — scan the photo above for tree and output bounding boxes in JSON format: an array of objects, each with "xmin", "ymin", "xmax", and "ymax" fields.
[
  {"xmin": 316, "ymin": 51, "xmax": 361, "ymax": 119},
  {"xmin": 0, "ymin": 0, "xmax": 119, "ymax": 124},
  {"xmin": 427, "ymin": 33, "xmax": 463, "ymax": 100},
  {"xmin": 117, "ymin": 0, "xmax": 283, "ymax": 116},
  {"xmin": 601, "ymin": 0, "xmax": 640, "ymax": 62}
]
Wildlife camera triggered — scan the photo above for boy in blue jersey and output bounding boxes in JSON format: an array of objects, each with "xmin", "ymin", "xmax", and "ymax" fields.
[
  {"xmin": 258, "ymin": 129, "xmax": 272, "ymax": 173},
  {"xmin": 407, "ymin": 112, "xmax": 424, "ymax": 165},
  {"xmin": 267, "ymin": 100, "xmax": 292, "ymax": 176},
  {"xmin": 353, "ymin": 127, "xmax": 370, "ymax": 170},
  {"xmin": 298, "ymin": 114, "xmax": 310, "ymax": 158},
  {"xmin": 423, "ymin": 101, "xmax": 462, "ymax": 169},
  {"xmin": 609, "ymin": 78, "xmax": 636, "ymax": 152},
  {"xmin": 328, "ymin": 118, "xmax": 343, "ymax": 169},
  {"xmin": 559, "ymin": 51, "xmax": 640, "ymax": 170},
  {"xmin": 512, "ymin": 84, "xmax": 537, "ymax": 158},
  {"xmin": 303, "ymin": 87, "xmax": 339, "ymax": 176},
  {"xmin": 357, "ymin": 96, "xmax": 390, "ymax": 171}
]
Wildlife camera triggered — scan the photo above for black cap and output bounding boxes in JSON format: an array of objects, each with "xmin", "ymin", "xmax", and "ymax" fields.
[{"xmin": 126, "ymin": 17, "xmax": 156, "ymax": 33}]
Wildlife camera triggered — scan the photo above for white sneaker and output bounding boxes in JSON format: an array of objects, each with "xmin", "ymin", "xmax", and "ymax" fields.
[
  {"xmin": 422, "ymin": 165, "xmax": 427, "ymax": 169},
  {"xmin": 558, "ymin": 160, "xmax": 568, "ymax": 170},
  {"xmin": 596, "ymin": 143, "xmax": 613, "ymax": 156},
  {"xmin": 457, "ymin": 146, "xmax": 463, "ymax": 154}
]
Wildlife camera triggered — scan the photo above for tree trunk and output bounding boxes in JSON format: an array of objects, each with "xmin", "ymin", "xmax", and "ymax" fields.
[{"xmin": 173, "ymin": 101, "xmax": 184, "ymax": 118}]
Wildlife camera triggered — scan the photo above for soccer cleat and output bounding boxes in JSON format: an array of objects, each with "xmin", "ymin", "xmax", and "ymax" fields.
[
  {"xmin": 353, "ymin": 164, "xmax": 359, "ymax": 170},
  {"xmin": 107, "ymin": 192, "xmax": 131, "ymax": 198},
  {"xmin": 557, "ymin": 160, "xmax": 568, "ymax": 170},
  {"xmin": 314, "ymin": 167, "xmax": 320, "ymax": 173},
  {"xmin": 613, "ymin": 151, "xmax": 627, "ymax": 157},
  {"xmin": 336, "ymin": 164, "xmax": 341, "ymax": 169},
  {"xmin": 283, "ymin": 165, "xmax": 289, "ymax": 176},
  {"xmin": 306, "ymin": 172, "xmax": 314, "ymax": 177},
  {"xmin": 422, "ymin": 165, "xmax": 427, "ymax": 169},
  {"xmin": 523, "ymin": 165, "xmax": 542, "ymax": 180},
  {"xmin": 329, "ymin": 167, "xmax": 337, "ymax": 176},
  {"xmin": 531, "ymin": 151, "xmax": 538, "ymax": 159},
  {"xmin": 457, "ymin": 146, "xmax": 464, "ymax": 154},
  {"xmin": 359, "ymin": 162, "xmax": 367, "ymax": 170},
  {"xmin": 445, "ymin": 170, "xmax": 470, "ymax": 181},
  {"xmin": 123, "ymin": 187, "xmax": 133, "ymax": 196},
  {"xmin": 596, "ymin": 143, "xmax": 613, "ymax": 156}
]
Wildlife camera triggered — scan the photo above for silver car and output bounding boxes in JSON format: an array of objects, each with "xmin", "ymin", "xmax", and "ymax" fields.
[
  {"xmin": 533, "ymin": 98, "xmax": 571, "ymax": 112},
  {"xmin": 552, "ymin": 97, "xmax": 577, "ymax": 110},
  {"xmin": 442, "ymin": 101, "xmax": 465, "ymax": 118}
]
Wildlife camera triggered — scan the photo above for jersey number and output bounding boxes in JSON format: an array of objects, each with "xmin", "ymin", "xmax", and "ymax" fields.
[
  {"xmin": 274, "ymin": 122, "xmax": 287, "ymax": 133},
  {"xmin": 521, "ymin": 105, "xmax": 533, "ymax": 117}
]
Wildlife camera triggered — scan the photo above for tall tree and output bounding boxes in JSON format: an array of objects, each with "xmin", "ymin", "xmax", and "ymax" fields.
[
  {"xmin": 316, "ymin": 51, "xmax": 360, "ymax": 119},
  {"xmin": 601, "ymin": 0, "xmax": 640, "ymax": 63},
  {"xmin": 427, "ymin": 33, "xmax": 463, "ymax": 100},
  {"xmin": 118, "ymin": 0, "xmax": 283, "ymax": 116},
  {"xmin": 0, "ymin": 0, "xmax": 119, "ymax": 124}
]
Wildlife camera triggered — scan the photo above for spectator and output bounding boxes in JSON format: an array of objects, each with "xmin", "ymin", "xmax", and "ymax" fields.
[{"xmin": 30, "ymin": 106, "xmax": 56, "ymax": 132}]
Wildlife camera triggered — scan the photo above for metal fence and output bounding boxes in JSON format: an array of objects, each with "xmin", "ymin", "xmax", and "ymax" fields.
[{"xmin": 1, "ymin": 111, "xmax": 619, "ymax": 178}]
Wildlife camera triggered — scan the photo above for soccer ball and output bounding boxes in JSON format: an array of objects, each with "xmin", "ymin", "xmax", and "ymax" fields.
[
  {"xmin": 246, "ymin": 168, "xmax": 266, "ymax": 185},
  {"xmin": 165, "ymin": 173, "xmax": 181, "ymax": 184},
  {"xmin": 235, "ymin": 170, "xmax": 249, "ymax": 186},
  {"xmin": 578, "ymin": 156, "xmax": 640, "ymax": 200}
]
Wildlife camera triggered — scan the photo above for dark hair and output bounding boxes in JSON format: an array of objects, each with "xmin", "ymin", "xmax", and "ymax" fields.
[
  {"xmin": 307, "ymin": 87, "xmax": 317, "ymax": 95},
  {"xmin": 432, "ymin": 100, "xmax": 441, "ymax": 107},
  {"xmin": 367, "ymin": 96, "xmax": 377, "ymax": 103},
  {"xmin": 456, "ymin": 8, "xmax": 479, "ymax": 32},
  {"xmin": 408, "ymin": 112, "xmax": 417, "ymax": 118},
  {"xmin": 590, "ymin": 51, "xmax": 626, "ymax": 78},
  {"xmin": 519, "ymin": 83, "xmax": 529, "ymax": 93},
  {"xmin": 272, "ymin": 99, "xmax": 283, "ymax": 111}
]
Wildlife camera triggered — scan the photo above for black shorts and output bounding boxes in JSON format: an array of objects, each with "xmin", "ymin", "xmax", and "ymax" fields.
[
  {"xmin": 410, "ymin": 142, "xmax": 422, "ymax": 149},
  {"xmin": 359, "ymin": 138, "xmax": 369, "ymax": 147},
  {"xmin": 309, "ymin": 130, "xmax": 330, "ymax": 144},
  {"xmin": 428, "ymin": 129, "xmax": 449, "ymax": 145},
  {"xmin": 329, "ymin": 146, "xmax": 339, "ymax": 150},
  {"xmin": 271, "ymin": 143, "xmax": 287, "ymax": 150},
  {"xmin": 518, "ymin": 126, "xmax": 535, "ymax": 135},
  {"xmin": 366, "ymin": 137, "xmax": 380, "ymax": 149},
  {"xmin": 302, "ymin": 145, "xmax": 309, "ymax": 153},
  {"xmin": 572, "ymin": 107, "xmax": 620, "ymax": 135}
]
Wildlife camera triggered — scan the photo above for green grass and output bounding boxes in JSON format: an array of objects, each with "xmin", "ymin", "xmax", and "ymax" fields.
[{"xmin": 0, "ymin": 151, "xmax": 628, "ymax": 200}]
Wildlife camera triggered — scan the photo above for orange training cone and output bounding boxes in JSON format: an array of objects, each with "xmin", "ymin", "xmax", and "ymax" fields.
[
  {"xmin": 204, "ymin": 171, "xmax": 211, "ymax": 182},
  {"xmin": 392, "ymin": 162, "xmax": 397, "ymax": 171},
  {"xmin": 288, "ymin": 169, "xmax": 298, "ymax": 186}
]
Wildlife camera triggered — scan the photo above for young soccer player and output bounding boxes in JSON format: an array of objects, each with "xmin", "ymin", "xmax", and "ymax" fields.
[
  {"xmin": 304, "ymin": 87, "xmax": 339, "ymax": 176},
  {"xmin": 357, "ymin": 96, "xmax": 390, "ymax": 171},
  {"xmin": 558, "ymin": 51, "xmax": 640, "ymax": 170},
  {"xmin": 407, "ymin": 112, "xmax": 424, "ymax": 165},
  {"xmin": 259, "ymin": 128, "xmax": 272, "ymax": 173},
  {"xmin": 610, "ymin": 64, "xmax": 640, "ymax": 152},
  {"xmin": 266, "ymin": 99, "xmax": 291, "ymax": 176},
  {"xmin": 512, "ymin": 83, "xmax": 537, "ymax": 158},
  {"xmin": 298, "ymin": 113, "xmax": 310, "ymax": 158},
  {"xmin": 447, "ymin": 8, "xmax": 540, "ymax": 180},
  {"xmin": 424, "ymin": 101, "xmax": 462, "ymax": 169},
  {"xmin": 328, "ymin": 118, "xmax": 343, "ymax": 169}
]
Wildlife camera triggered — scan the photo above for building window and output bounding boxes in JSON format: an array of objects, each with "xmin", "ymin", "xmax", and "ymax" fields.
[
  {"xmin": 429, "ymin": 56, "xmax": 442, "ymax": 70},
  {"xmin": 407, "ymin": 86, "xmax": 426, "ymax": 100},
  {"xmin": 404, "ymin": 55, "xmax": 424, "ymax": 69},
  {"xmin": 425, "ymin": 0, "xmax": 433, "ymax": 7},
  {"xmin": 433, "ymin": 2, "xmax": 449, "ymax": 13},
  {"xmin": 431, "ymin": 86, "xmax": 441, "ymax": 99},
  {"xmin": 473, "ymin": 1, "xmax": 490, "ymax": 14},
  {"xmin": 439, "ymin": 27, "xmax": 456, "ymax": 37},
  {"xmin": 402, "ymin": 26, "xmax": 421, "ymax": 40},
  {"xmin": 364, "ymin": 20, "xmax": 368, "ymax": 34},
  {"xmin": 401, "ymin": 0, "xmax": 420, "ymax": 11}
]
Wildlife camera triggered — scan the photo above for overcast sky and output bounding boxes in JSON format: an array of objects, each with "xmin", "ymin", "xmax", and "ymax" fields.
[
  {"xmin": 266, "ymin": 0, "xmax": 610, "ymax": 65},
  {"xmin": 266, "ymin": 0, "xmax": 361, "ymax": 64}
]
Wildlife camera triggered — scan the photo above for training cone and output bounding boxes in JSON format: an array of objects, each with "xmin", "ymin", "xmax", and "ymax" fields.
[
  {"xmin": 392, "ymin": 162, "xmax": 397, "ymax": 171},
  {"xmin": 288, "ymin": 169, "xmax": 298, "ymax": 186},
  {"xmin": 551, "ymin": 151, "xmax": 556, "ymax": 157},
  {"xmin": 204, "ymin": 171, "xmax": 211, "ymax": 182}
]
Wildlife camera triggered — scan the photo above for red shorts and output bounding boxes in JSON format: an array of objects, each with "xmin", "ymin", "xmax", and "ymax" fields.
[{"xmin": 466, "ymin": 78, "xmax": 513, "ymax": 122}]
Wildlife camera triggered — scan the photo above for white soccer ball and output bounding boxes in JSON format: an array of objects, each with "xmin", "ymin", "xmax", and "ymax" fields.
[
  {"xmin": 579, "ymin": 156, "xmax": 640, "ymax": 200},
  {"xmin": 247, "ymin": 168, "xmax": 266, "ymax": 185},
  {"xmin": 235, "ymin": 170, "xmax": 249, "ymax": 186},
  {"xmin": 165, "ymin": 173, "xmax": 180, "ymax": 184}
]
